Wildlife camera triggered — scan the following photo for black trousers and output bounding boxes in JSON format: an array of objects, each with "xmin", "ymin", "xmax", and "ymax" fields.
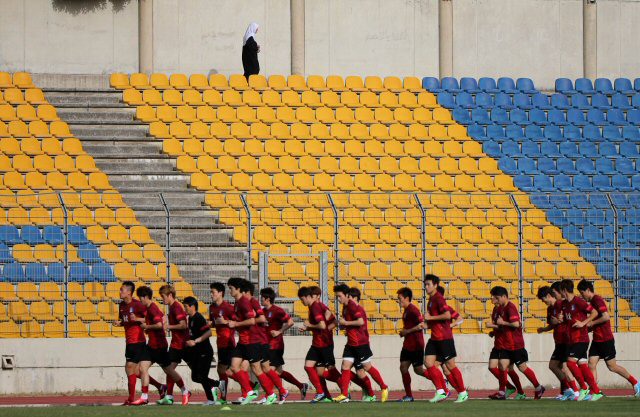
[{"xmin": 187, "ymin": 349, "xmax": 218, "ymax": 401}]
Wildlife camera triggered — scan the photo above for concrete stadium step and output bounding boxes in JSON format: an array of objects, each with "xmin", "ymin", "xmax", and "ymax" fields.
[
  {"xmin": 45, "ymin": 91, "xmax": 124, "ymax": 107},
  {"xmin": 81, "ymin": 141, "xmax": 163, "ymax": 157},
  {"xmin": 56, "ymin": 107, "xmax": 136, "ymax": 124},
  {"xmin": 68, "ymin": 124, "xmax": 148, "ymax": 138}
]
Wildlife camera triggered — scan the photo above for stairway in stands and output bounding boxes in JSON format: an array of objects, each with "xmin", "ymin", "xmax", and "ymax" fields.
[{"xmin": 38, "ymin": 75, "xmax": 249, "ymax": 296}]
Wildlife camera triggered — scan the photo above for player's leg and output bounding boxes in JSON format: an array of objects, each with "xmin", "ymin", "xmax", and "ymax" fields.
[
  {"xmin": 304, "ymin": 356, "xmax": 324, "ymax": 396},
  {"xmin": 135, "ymin": 360, "xmax": 152, "ymax": 404},
  {"xmin": 400, "ymin": 360, "xmax": 414, "ymax": 399},
  {"xmin": 496, "ymin": 357, "xmax": 512, "ymax": 396},
  {"xmin": 125, "ymin": 360, "xmax": 138, "ymax": 403},
  {"xmin": 356, "ymin": 365, "xmax": 376, "ymax": 399},
  {"xmin": 424, "ymin": 341, "xmax": 447, "ymax": 402},
  {"xmin": 604, "ymin": 358, "xmax": 639, "ymax": 390},
  {"xmin": 250, "ymin": 357, "xmax": 275, "ymax": 398},
  {"xmin": 230, "ymin": 352, "xmax": 253, "ymax": 397},
  {"xmin": 516, "ymin": 357, "xmax": 544, "ymax": 399},
  {"xmin": 588, "ymin": 355, "xmax": 600, "ymax": 382},
  {"xmin": 337, "ymin": 358, "xmax": 355, "ymax": 398}
]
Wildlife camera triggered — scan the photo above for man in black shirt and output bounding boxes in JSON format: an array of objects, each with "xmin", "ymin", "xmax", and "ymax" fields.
[{"xmin": 183, "ymin": 296, "xmax": 219, "ymax": 405}]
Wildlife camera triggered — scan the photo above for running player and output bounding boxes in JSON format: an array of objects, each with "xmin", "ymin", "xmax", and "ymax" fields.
[
  {"xmin": 260, "ymin": 287, "xmax": 309, "ymax": 402},
  {"xmin": 536, "ymin": 284, "xmax": 578, "ymax": 400},
  {"xmin": 423, "ymin": 275, "xmax": 468, "ymax": 403},
  {"xmin": 157, "ymin": 284, "xmax": 191, "ymax": 405},
  {"xmin": 209, "ymin": 282, "xmax": 236, "ymax": 404},
  {"xmin": 559, "ymin": 279, "xmax": 601, "ymax": 401},
  {"xmin": 333, "ymin": 285, "xmax": 388, "ymax": 403},
  {"xmin": 577, "ymin": 279, "xmax": 640, "ymax": 397}
]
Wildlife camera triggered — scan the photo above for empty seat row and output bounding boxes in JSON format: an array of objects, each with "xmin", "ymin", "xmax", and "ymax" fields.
[
  {"xmin": 422, "ymin": 76, "xmax": 536, "ymax": 94},
  {"xmin": 468, "ymin": 123, "xmax": 640, "ymax": 143}
]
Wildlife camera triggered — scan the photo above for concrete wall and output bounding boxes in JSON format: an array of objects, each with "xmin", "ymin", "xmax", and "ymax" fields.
[
  {"xmin": 1, "ymin": 333, "xmax": 639, "ymax": 395},
  {"xmin": 596, "ymin": 0, "xmax": 640, "ymax": 81}
]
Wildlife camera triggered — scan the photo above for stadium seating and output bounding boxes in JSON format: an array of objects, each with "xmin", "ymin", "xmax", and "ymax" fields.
[{"xmin": 0, "ymin": 72, "xmax": 191, "ymax": 337}]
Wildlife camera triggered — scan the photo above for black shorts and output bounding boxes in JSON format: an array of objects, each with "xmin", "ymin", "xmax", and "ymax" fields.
[
  {"xmin": 168, "ymin": 347, "xmax": 185, "ymax": 365},
  {"xmin": 568, "ymin": 342, "xmax": 590, "ymax": 361},
  {"xmin": 425, "ymin": 339, "xmax": 456, "ymax": 363},
  {"xmin": 125, "ymin": 342, "xmax": 151, "ymax": 364},
  {"xmin": 501, "ymin": 348, "xmax": 529, "ymax": 366},
  {"xmin": 217, "ymin": 346, "xmax": 234, "ymax": 366},
  {"xmin": 400, "ymin": 348, "xmax": 424, "ymax": 368},
  {"xmin": 305, "ymin": 345, "xmax": 336, "ymax": 368},
  {"xmin": 550, "ymin": 344, "xmax": 568, "ymax": 363},
  {"xmin": 149, "ymin": 347, "xmax": 171, "ymax": 368},
  {"xmin": 589, "ymin": 340, "xmax": 616, "ymax": 362},
  {"xmin": 489, "ymin": 347, "xmax": 502, "ymax": 360},
  {"xmin": 269, "ymin": 349, "xmax": 285, "ymax": 367},
  {"xmin": 342, "ymin": 344, "xmax": 374, "ymax": 370},
  {"xmin": 260, "ymin": 344, "xmax": 270, "ymax": 363},
  {"xmin": 232, "ymin": 343, "xmax": 263, "ymax": 363}
]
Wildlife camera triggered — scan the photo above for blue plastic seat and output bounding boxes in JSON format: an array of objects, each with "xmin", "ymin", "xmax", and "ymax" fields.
[
  {"xmin": 48, "ymin": 263, "xmax": 64, "ymax": 282},
  {"xmin": 574, "ymin": 175, "xmax": 593, "ymax": 190},
  {"xmin": 441, "ymin": 77, "xmax": 461, "ymax": 93},
  {"xmin": 495, "ymin": 93, "xmax": 514, "ymax": 110},
  {"xmin": 78, "ymin": 243, "xmax": 100, "ymax": 263},
  {"xmin": 544, "ymin": 125, "xmax": 563, "ymax": 142},
  {"xmin": 516, "ymin": 78, "xmax": 536, "ymax": 94},
  {"xmin": 437, "ymin": 92, "xmax": 455, "ymax": 109},
  {"xmin": 612, "ymin": 93, "xmax": 632, "ymax": 110},
  {"xmin": 557, "ymin": 157, "xmax": 578, "ymax": 174},
  {"xmin": 595, "ymin": 158, "xmax": 614, "ymax": 174},
  {"xmin": 518, "ymin": 157, "xmax": 537, "ymax": 173},
  {"xmin": 487, "ymin": 124, "xmax": 506, "ymax": 141},
  {"xmin": 570, "ymin": 194, "xmax": 589, "ymax": 208},
  {"xmin": 564, "ymin": 125, "xmax": 582, "ymax": 141},
  {"xmin": 467, "ymin": 124, "xmax": 487, "ymax": 141},
  {"xmin": 614, "ymin": 78, "xmax": 634, "ymax": 94},
  {"xmin": 529, "ymin": 109, "xmax": 547, "ymax": 125},
  {"xmin": 69, "ymin": 262, "xmax": 92, "ymax": 282},
  {"xmin": 628, "ymin": 193, "xmax": 640, "ymax": 206},
  {"xmin": 567, "ymin": 108, "xmax": 587, "ymax": 126},
  {"xmin": 632, "ymin": 95, "xmax": 640, "ymax": 108},
  {"xmin": 498, "ymin": 157, "xmax": 517, "ymax": 174},
  {"xmin": 620, "ymin": 142, "xmax": 639, "ymax": 158},
  {"xmin": 546, "ymin": 109, "xmax": 566, "ymax": 126},
  {"xmin": 613, "ymin": 174, "xmax": 632, "ymax": 191},
  {"xmin": 571, "ymin": 94, "xmax": 591, "ymax": 110},
  {"xmin": 599, "ymin": 141, "xmax": 618, "ymax": 158},
  {"xmin": 532, "ymin": 93, "xmax": 552, "ymax": 109},
  {"xmin": 554, "ymin": 174, "xmax": 573, "ymax": 191},
  {"xmin": 579, "ymin": 142, "xmax": 597, "ymax": 158},
  {"xmin": 556, "ymin": 78, "xmax": 576, "ymax": 94},
  {"xmin": 510, "ymin": 108, "xmax": 530, "ymax": 126},
  {"xmin": 551, "ymin": 93, "xmax": 570, "ymax": 109},
  {"xmin": 547, "ymin": 208, "xmax": 567, "ymax": 226},
  {"xmin": 422, "ymin": 77, "xmax": 441, "ymax": 92},
  {"xmin": 475, "ymin": 92, "xmax": 493, "ymax": 108},
  {"xmin": 502, "ymin": 140, "xmax": 522, "ymax": 157},
  {"xmin": 607, "ymin": 109, "xmax": 628, "ymax": 126},
  {"xmin": 627, "ymin": 109, "xmax": 640, "ymax": 124},
  {"xmin": 43, "ymin": 226, "xmax": 64, "ymax": 246},
  {"xmin": 522, "ymin": 141, "xmax": 541, "ymax": 157},
  {"xmin": 623, "ymin": 126, "xmax": 640, "ymax": 142},
  {"xmin": 479, "ymin": 77, "xmax": 499, "ymax": 93},
  {"xmin": 483, "ymin": 141, "xmax": 501, "ymax": 158},
  {"xmin": 2, "ymin": 262, "xmax": 25, "ymax": 282},
  {"xmin": 617, "ymin": 159, "xmax": 634, "ymax": 175},
  {"xmin": 540, "ymin": 141, "xmax": 560, "ymax": 157},
  {"xmin": 68, "ymin": 225, "xmax": 88, "ymax": 246},
  {"xmin": 576, "ymin": 78, "xmax": 595, "ymax": 94},
  {"xmin": 595, "ymin": 78, "xmax": 614, "ymax": 95},
  {"xmin": 577, "ymin": 157, "xmax": 596, "ymax": 173},
  {"xmin": 590, "ymin": 194, "xmax": 610, "ymax": 209},
  {"xmin": 471, "ymin": 108, "xmax": 491, "ymax": 125},
  {"xmin": 609, "ymin": 193, "xmax": 630, "ymax": 208},
  {"xmin": 498, "ymin": 77, "xmax": 517, "ymax": 94},
  {"xmin": 25, "ymin": 263, "xmax": 47, "ymax": 282},
  {"xmin": 513, "ymin": 175, "xmax": 533, "ymax": 191},
  {"xmin": 0, "ymin": 244, "xmax": 12, "ymax": 263},
  {"xmin": 633, "ymin": 174, "xmax": 640, "ymax": 190},
  {"xmin": 591, "ymin": 93, "xmax": 611, "ymax": 110},
  {"xmin": 550, "ymin": 194, "xmax": 571, "ymax": 209},
  {"xmin": 563, "ymin": 225, "xmax": 584, "ymax": 244},
  {"xmin": 584, "ymin": 225, "xmax": 604, "ymax": 244},
  {"xmin": 525, "ymin": 125, "xmax": 543, "ymax": 140},
  {"xmin": 0, "ymin": 225, "xmax": 22, "ymax": 245},
  {"xmin": 490, "ymin": 107, "xmax": 510, "ymax": 124},
  {"xmin": 622, "ymin": 226, "xmax": 640, "ymax": 243},
  {"xmin": 91, "ymin": 262, "xmax": 117, "ymax": 282},
  {"xmin": 593, "ymin": 175, "xmax": 612, "ymax": 191},
  {"xmin": 538, "ymin": 157, "xmax": 557, "ymax": 174},
  {"xmin": 567, "ymin": 209, "xmax": 585, "ymax": 225},
  {"xmin": 530, "ymin": 195, "xmax": 552, "ymax": 209},
  {"xmin": 452, "ymin": 108, "xmax": 471, "ymax": 124},
  {"xmin": 505, "ymin": 124, "xmax": 524, "ymax": 140},
  {"xmin": 584, "ymin": 124, "xmax": 603, "ymax": 142},
  {"xmin": 585, "ymin": 208, "xmax": 603, "ymax": 224},
  {"xmin": 21, "ymin": 226, "xmax": 44, "ymax": 245},
  {"xmin": 460, "ymin": 77, "xmax": 480, "ymax": 93},
  {"xmin": 513, "ymin": 93, "xmax": 532, "ymax": 109},
  {"xmin": 456, "ymin": 92, "xmax": 475, "ymax": 109},
  {"xmin": 587, "ymin": 108, "xmax": 608, "ymax": 125},
  {"xmin": 559, "ymin": 141, "xmax": 579, "ymax": 157}
]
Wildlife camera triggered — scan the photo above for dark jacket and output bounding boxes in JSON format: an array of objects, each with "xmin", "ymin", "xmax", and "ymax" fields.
[{"xmin": 242, "ymin": 36, "xmax": 260, "ymax": 79}]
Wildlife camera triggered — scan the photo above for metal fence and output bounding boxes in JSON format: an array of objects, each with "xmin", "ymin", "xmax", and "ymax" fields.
[{"xmin": 1, "ymin": 191, "xmax": 639, "ymax": 338}]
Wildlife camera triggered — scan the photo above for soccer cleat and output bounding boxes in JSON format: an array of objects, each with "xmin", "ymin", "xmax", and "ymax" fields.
[
  {"xmin": 203, "ymin": 400, "xmax": 217, "ymax": 406},
  {"xmin": 241, "ymin": 390, "xmax": 258, "ymax": 405},
  {"xmin": 397, "ymin": 396, "xmax": 414, "ymax": 402},
  {"xmin": 120, "ymin": 400, "xmax": 131, "ymax": 406},
  {"xmin": 514, "ymin": 393, "xmax": 527, "ymax": 400},
  {"xmin": 584, "ymin": 394, "xmax": 592, "ymax": 401},
  {"xmin": 182, "ymin": 390, "xmax": 191, "ymax": 406},
  {"xmin": 333, "ymin": 394, "xmax": 350, "ymax": 403},
  {"xmin": 634, "ymin": 382, "xmax": 640, "ymax": 398},
  {"xmin": 444, "ymin": 389, "xmax": 451, "ymax": 400},
  {"xmin": 429, "ymin": 392, "xmax": 447, "ymax": 403},
  {"xmin": 589, "ymin": 393, "xmax": 603, "ymax": 401},
  {"xmin": 559, "ymin": 388, "xmax": 575, "ymax": 401},
  {"xmin": 310, "ymin": 393, "xmax": 327, "ymax": 403},
  {"xmin": 362, "ymin": 394, "xmax": 376, "ymax": 402},
  {"xmin": 219, "ymin": 379, "xmax": 227, "ymax": 399},
  {"xmin": 279, "ymin": 389, "xmax": 289, "ymax": 404},
  {"xmin": 212, "ymin": 387, "xmax": 220, "ymax": 403},
  {"xmin": 381, "ymin": 388, "xmax": 388, "ymax": 403},
  {"xmin": 534, "ymin": 385, "xmax": 545, "ymax": 400},
  {"xmin": 253, "ymin": 381, "xmax": 261, "ymax": 395},
  {"xmin": 158, "ymin": 384, "xmax": 167, "ymax": 399},
  {"xmin": 130, "ymin": 398, "xmax": 149, "ymax": 406},
  {"xmin": 577, "ymin": 389, "xmax": 589, "ymax": 401},
  {"xmin": 300, "ymin": 383, "xmax": 309, "ymax": 400},
  {"xmin": 505, "ymin": 387, "xmax": 516, "ymax": 399},
  {"xmin": 264, "ymin": 393, "xmax": 278, "ymax": 405},
  {"xmin": 156, "ymin": 396, "xmax": 174, "ymax": 405},
  {"xmin": 454, "ymin": 391, "xmax": 469, "ymax": 403},
  {"xmin": 488, "ymin": 392, "xmax": 506, "ymax": 400}
]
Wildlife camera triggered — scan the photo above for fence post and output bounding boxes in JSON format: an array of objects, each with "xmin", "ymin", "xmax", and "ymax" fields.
[
  {"xmin": 326, "ymin": 193, "xmax": 339, "ymax": 329},
  {"xmin": 240, "ymin": 194, "xmax": 252, "ymax": 282},
  {"xmin": 414, "ymin": 193, "xmax": 427, "ymax": 315},
  {"xmin": 509, "ymin": 194, "xmax": 524, "ymax": 318},
  {"xmin": 258, "ymin": 251, "xmax": 268, "ymax": 292},
  {"xmin": 605, "ymin": 193, "xmax": 619, "ymax": 331},
  {"xmin": 57, "ymin": 193, "xmax": 68, "ymax": 338},
  {"xmin": 158, "ymin": 193, "xmax": 171, "ymax": 284}
]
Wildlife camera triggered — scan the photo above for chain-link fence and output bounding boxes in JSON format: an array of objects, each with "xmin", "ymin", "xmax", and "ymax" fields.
[{"xmin": 1, "ymin": 191, "xmax": 638, "ymax": 338}]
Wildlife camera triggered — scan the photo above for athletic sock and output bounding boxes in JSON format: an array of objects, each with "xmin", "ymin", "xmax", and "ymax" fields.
[
  {"xmin": 147, "ymin": 376, "xmax": 162, "ymax": 390},
  {"xmin": 319, "ymin": 377, "xmax": 332, "ymax": 398},
  {"xmin": 402, "ymin": 372, "xmax": 413, "ymax": 398},
  {"xmin": 579, "ymin": 363, "xmax": 600, "ymax": 394},
  {"xmin": 450, "ymin": 367, "xmax": 465, "ymax": 392},
  {"xmin": 422, "ymin": 369, "xmax": 432, "ymax": 381},
  {"xmin": 279, "ymin": 370, "xmax": 304, "ymax": 390},
  {"xmin": 498, "ymin": 369, "xmax": 509, "ymax": 392},
  {"xmin": 508, "ymin": 369, "xmax": 524, "ymax": 394},
  {"xmin": 427, "ymin": 366, "xmax": 446, "ymax": 391},
  {"xmin": 141, "ymin": 385, "xmax": 149, "ymax": 401},
  {"xmin": 166, "ymin": 376, "xmax": 174, "ymax": 395},
  {"xmin": 560, "ymin": 378, "xmax": 567, "ymax": 393},
  {"xmin": 522, "ymin": 368, "xmax": 540, "ymax": 389},
  {"xmin": 304, "ymin": 366, "xmax": 323, "ymax": 394},
  {"xmin": 566, "ymin": 361, "xmax": 587, "ymax": 390},
  {"xmin": 268, "ymin": 370, "xmax": 285, "ymax": 394},
  {"xmin": 567, "ymin": 379, "xmax": 579, "ymax": 392},
  {"xmin": 257, "ymin": 373, "xmax": 275, "ymax": 395},
  {"xmin": 446, "ymin": 373, "xmax": 459, "ymax": 392},
  {"xmin": 217, "ymin": 373, "xmax": 227, "ymax": 398},
  {"xmin": 324, "ymin": 367, "xmax": 342, "ymax": 383},
  {"xmin": 628, "ymin": 375, "xmax": 638, "ymax": 386},
  {"xmin": 237, "ymin": 370, "xmax": 253, "ymax": 396},
  {"xmin": 127, "ymin": 374, "xmax": 137, "ymax": 402},
  {"xmin": 339, "ymin": 369, "xmax": 351, "ymax": 396},
  {"xmin": 367, "ymin": 366, "xmax": 388, "ymax": 390}
]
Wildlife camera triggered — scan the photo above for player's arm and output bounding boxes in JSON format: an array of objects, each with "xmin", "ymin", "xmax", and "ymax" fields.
[
  {"xmin": 537, "ymin": 323, "xmax": 554, "ymax": 333},
  {"xmin": 339, "ymin": 316, "xmax": 364, "ymax": 327},
  {"xmin": 496, "ymin": 315, "xmax": 520, "ymax": 328},
  {"xmin": 451, "ymin": 316, "xmax": 464, "ymax": 328},
  {"xmin": 589, "ymin": 310, "xmax": 610, "ymax": 327},
  {"xmin": 167, "ymin": 318, "xmax": 187, "ymax": 331},
  {"xmin": 229, "ymin": 317, "xmax": 256, "ymax": 328},
  {"xmin": 424, "ymin": 310, "xmax": 451, "ymax": 321},
  {"xmin": 142, "ymin": 315, "xmax": 163, "ymax": 331},
  {"xmin": 255, "ymin": 314, "xmax": 267, "ymax": 325},
  {"xmin": 195, "ymin": 328, "xmax": 212, "ymax": 343},
  {"xmin": 574, "ymin": 308, "xmax": 598, "ymax": 328},
  {"xmin": 399, "ymin": 323, "xmax": 423, "ymax": 337}
]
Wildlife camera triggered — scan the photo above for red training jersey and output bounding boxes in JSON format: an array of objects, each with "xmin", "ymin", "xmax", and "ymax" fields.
[
  {"xmin": 499, "ymin": 301, "xmax": 525, "ymax": 350},
  {"xmin": 308, "ymin": 300, "xmax": 334, "ymax": 348},
  {"xmin": 562, "ymin": 296, "xmax": 594, "ymax": 344},
  {"xmin": 491, "ymin": 304, "xmax": 505, "ymax": 349},
  {"xmin": 548, "ymin": 300, "xmax": 568, "ymax": 345},
  {"xmin": 342, "ymin": 300, "xmax": 369, "ymax": 346},
  {"xmin": 168, "ymin": 301, "xmax": 188, "ymax": 350},
  {"xmin": 590, "ymin": 295, "xmax": 614, "ymax": 342},
  {"xmin": 426, "ymin": 291, "xmax": 453, "ymax": 341},
  {"xmin": 209, "ymin": 300, "xmax": 236, "ymax": 348},
  {"xmin": 265, "ymin": 304, "xmax": 290, "ymax": 350},
  {"xmin": 119, "ymin": 298, "xmax": 146, "ymax": 345},
  {"xmin": 234, "ymin": 296, "xmax": 256, "ymax": 345},
  {"xmin": 145, "ymin": 302, "xmax": 168, "ymax": 350},
  {"xmin": 401, "ymin": 303, "xmax": 424, "ymax": 350},
  {"xmin": 249, "ymin": 296, "xmax": 269, "ymax": 344}
]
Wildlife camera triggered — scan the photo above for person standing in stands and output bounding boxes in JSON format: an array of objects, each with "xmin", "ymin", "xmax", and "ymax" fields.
[{"xmin": 242, "ymin": 22, "xmax": 260, "ymax": 79}]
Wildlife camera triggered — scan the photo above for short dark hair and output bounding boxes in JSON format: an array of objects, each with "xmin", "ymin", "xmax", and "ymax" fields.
[
  {"xmin": 424, "ymin": 274, "xmax": 440, "ymax": 286},
  {"xmin": 136, "ymin": 285, "xmax": 153, "ymax": 299},
  {"xmin": 227, "ymin": 277, "xmax": 244, "ymax": 290},
  {"xmin": 348, "ymin": 287, "xmax": 361, "ymax": 301},
  {"xmin": 210, "ymin": 282, "xmax": 225, "ymax": 294},
  {"xmin": 183, "ymin": 296, "xmax": 198, "ymax": 309},
  {"xmin": 396, "ymin": 287, "xmax": 412, "ymax": 300},
  {"xmin": 260, "ymin": 287, "xmax": 276, "ymax": 303},
  {"xmin": 550, "ymin": 281, "xmax": 562, "ymax": 294},
  {"xmin": 536, "ymin": 285, "xmax": 551, "ymax": 300},
  {"xmin": 297, "ymin": 286, "xmax": 310, "ymax": 298},
  {"xmin": 560, "ymin": 279, "xmax": 574, "ymax": 293},
  {"xmin": 437, "ymin": 285, "xmax": 445, "ymax": 295},
  {"xmin": 334, "ymin": 284, "xmax": 350, "ymax": 295},
  {"xmin": 308, "ymin": 286, "xmax": 321, "ymax": 296},
  {"xmin": 122, "ymin": 281, "xmax": 135, "ymax": 294},
  {"xmin": 577, "ymin": 279, "xmax": 594, "ymax": 292},
  {"xmin": 490, "ymin": 286, "xmax": 508, "ymax": 297},
  {"xmin": 242, "ymin": 280, "xmax": 255, "ymax": 295}
]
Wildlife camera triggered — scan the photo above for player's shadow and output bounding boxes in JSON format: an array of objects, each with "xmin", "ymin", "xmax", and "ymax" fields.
[{"xmin": 52, "ymin": 0, "xmax": 131, "ymax": 15}]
